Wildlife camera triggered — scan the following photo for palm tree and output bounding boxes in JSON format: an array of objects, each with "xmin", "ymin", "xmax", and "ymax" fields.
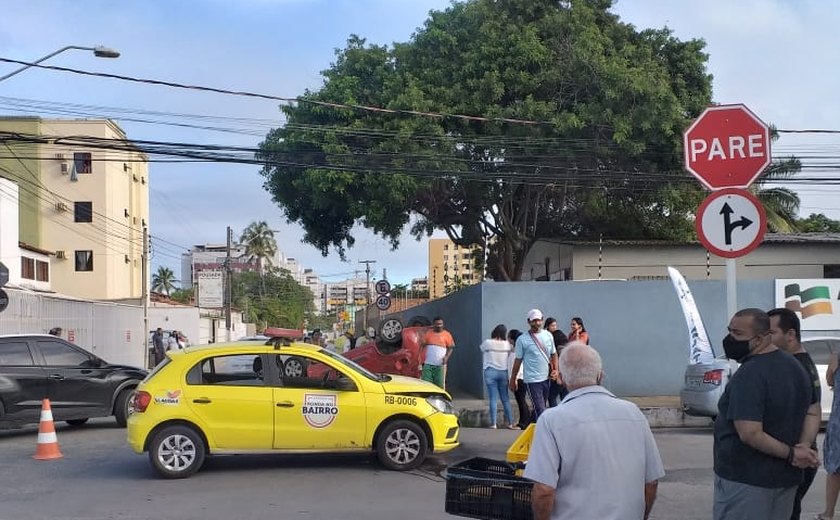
[
  {"xmin": 751, "ymin": 128, "xmax": 801, "ymax": 233},
  {"xmin": 240, "ymin": 221, "xmax": 278, "ymax": 276},
  {"xmin": 151, "ymin": 266, "xmax": 179, "ymax": 296}
]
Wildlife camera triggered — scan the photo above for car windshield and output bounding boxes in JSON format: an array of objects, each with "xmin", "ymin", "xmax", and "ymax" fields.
[{"xmin": 317, "ymin": 348, "xmax": 383, "ymax": 381}]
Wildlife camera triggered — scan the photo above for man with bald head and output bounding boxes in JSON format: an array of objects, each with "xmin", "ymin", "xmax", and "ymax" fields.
[
  {"xmin": 525, "ymin": 342, "xmax": 665, "ymax": 520},
  {"xmin": 713, "ymin": 308, "xmax": 818, "ymax": 520}
]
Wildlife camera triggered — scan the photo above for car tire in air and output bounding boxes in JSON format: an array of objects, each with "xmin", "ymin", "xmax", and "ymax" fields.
[
  {"xmin": 378, "ymin": 318, "xmax": 404, "ymax": 346},
  {"xmin": 283, "ymin": 357, "xmax": 307, "ymax": 378},
  {"xmin": 149, "ymin": 425, "xmax": 206, "ymax": 479},
  {"xmin": 376, "ymin": 419, "xmax": 428, "ymax": 471}
]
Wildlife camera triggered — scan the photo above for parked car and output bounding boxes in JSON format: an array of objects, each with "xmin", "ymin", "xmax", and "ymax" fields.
[
  {"xmin": 127, "ymin": 338, "xmax": 459, "ymax": 478},
  {"xmin": 681, "ymin": 337, "xmax": 839, "ymax": 420},
  {"xmin": 0, "ymin": 334, "xmax": 147, "ymax": 428}
]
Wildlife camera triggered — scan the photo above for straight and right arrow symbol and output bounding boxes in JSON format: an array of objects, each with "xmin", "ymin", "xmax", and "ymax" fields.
[{"xmin": 719, "ymin": 202, "xmax": 754, "ymax": 246}]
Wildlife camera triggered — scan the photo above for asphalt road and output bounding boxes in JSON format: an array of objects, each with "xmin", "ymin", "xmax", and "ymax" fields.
[{"xmin": 0, "ymin": 420, "xmax": 831, "ymax": 520}]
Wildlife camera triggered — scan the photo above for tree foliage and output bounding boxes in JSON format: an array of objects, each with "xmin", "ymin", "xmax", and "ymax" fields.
[
  {"xmin": 257, "ymin": 0, "xmax": 714, "ymax": 280},
  {"xmin": 151, "ymin": 266, "xmax": 179, "ymax": 296},
  {"xmin": 796, "ymin": 213, "xmax": 840, "ymax": 233},
  {"xmin": 232, "ymin": 268, "xmax": 315, "ymax": 329},
  {"xmin": 240, "ymin": 221, "xmax": 278, "ymax": 275}
]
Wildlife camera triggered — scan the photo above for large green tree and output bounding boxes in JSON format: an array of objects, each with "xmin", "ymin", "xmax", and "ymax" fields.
[
  {"xmin": 232, "ymin": 267, "xmax": 315, "ymax": 329},
  {"xmin": 258, "ymin": 0, "xmax": 714, "ymax": 280}
]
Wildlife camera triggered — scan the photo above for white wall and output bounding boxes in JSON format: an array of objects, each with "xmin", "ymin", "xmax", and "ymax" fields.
[
  {"xmin": 0, "ymin": 178, "xmax": 21, "ymax": 284},
  {"xmin": 148, "ymin": 303, "xmax": 201, "ymax": 345}
]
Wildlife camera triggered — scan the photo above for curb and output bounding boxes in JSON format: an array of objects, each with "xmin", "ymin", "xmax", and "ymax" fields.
[{"xmin": 456, "ymin": 405, "xmax": 713, "ymax": 429}]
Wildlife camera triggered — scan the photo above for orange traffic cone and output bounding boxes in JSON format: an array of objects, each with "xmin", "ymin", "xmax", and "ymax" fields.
[{"xmin": 33, "ymin": 399, "xmax": 63, "ymax": 460}]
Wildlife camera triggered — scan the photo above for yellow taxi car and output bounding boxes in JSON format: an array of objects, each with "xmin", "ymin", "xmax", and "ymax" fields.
[{"xmin": 127, "ymin": 338, "xmax": 460, "ymax": 478}]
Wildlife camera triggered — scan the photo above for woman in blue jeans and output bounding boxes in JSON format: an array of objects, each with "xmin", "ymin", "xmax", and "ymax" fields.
[{"xmin": 480, "ymin": 324, "xmax": 517, "ymax": 429}]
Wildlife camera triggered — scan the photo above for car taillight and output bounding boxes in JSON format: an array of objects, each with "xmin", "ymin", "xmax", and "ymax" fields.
[
  {"xmin": 133, "ymin": 391, "xmax": 152, "ymax": 413},
  {"xmin": 703, "ymin": 369, "xmax": 724, "ymax": 386}
]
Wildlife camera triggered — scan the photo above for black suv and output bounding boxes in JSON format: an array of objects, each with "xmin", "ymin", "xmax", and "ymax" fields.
[{"xmin": 0, "ymin": 334, "xmax": 146, "ymax": 428}]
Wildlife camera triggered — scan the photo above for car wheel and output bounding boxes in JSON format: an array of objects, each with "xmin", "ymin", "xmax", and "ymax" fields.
[
  {"xmin": 283, "ymin": 357, "xmax": 307, "ymax": 378},
  {"xmin": 407, "ymin": 315, "xmax": 431, "ymax": 327},
  {"xmin": 113, "ymin": 388, "xmax": 134, "ymax": 427},
  {"xmin": 149, "ymin": 425, "xmax": 206, "ymax": 479},
  {"xmin": 66, "ymin": 418, "xmax": 89, "ymax": 426},
  {"xmin": 379, "ymin": 318, "xmax": 404, "ymax": 346},
  {"xmin": 376, "ymin": 420, "xmax": 428, "ymax": 471}
]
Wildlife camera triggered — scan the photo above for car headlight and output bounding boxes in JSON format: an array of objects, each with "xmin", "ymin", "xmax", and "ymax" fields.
[{"xmin": 426, "ymin": 395, "xmax": 455, "ymax": 415}]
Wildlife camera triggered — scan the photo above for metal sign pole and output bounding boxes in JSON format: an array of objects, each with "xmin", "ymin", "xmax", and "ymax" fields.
[{"xmin": 726, "ymin": 258, "xmax": 737, "ymax": 319}]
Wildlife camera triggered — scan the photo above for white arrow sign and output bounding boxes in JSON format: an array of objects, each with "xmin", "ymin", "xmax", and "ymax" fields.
[{"xmin": 696, "ymin": 188, "xmax": 767, "ymax": 259}]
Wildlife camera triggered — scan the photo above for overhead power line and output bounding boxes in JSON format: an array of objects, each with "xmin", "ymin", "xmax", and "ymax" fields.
[{"xmin": 0, "ymin": 57, "xmax": 554, "ymax": 126}]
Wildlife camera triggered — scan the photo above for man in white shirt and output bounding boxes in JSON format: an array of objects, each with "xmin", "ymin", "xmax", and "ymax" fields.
[{"xmin": 525, "ymin": 342, "xmax": 665, "ymax": 520}]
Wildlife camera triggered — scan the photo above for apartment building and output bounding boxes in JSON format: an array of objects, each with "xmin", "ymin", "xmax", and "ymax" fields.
[
  {"xmin": 323, "ymin": 276, "xmax": 373, "ymax": 314},
  {"xmin": 0, "ymin": 117, "xmax": 149, "ymax": 300},
  {"xmin": 411, "ymin": 277, "xmax": 429, "ymax": 293},
  {"xmin": 427, "ymin": 238, "xmax": 482, "ymax": 298}
]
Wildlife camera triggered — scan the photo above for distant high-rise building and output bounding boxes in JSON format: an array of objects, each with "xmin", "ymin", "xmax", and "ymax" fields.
[{"xmin": 428, "ymin": 238, "xmax": 482, "ymax": 298}]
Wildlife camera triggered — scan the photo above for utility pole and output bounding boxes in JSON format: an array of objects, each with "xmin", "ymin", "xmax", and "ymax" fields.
[
  {"xmin": 225, "ymin": 226, "xmax": 232, "ymax": 340},
  {"xmin": 142, "ymin": 225, "xmax": 149, "ymax": 368},
  {"xmin": 358, "ymin": 260, "xmax": 376, "ymax": 330}
]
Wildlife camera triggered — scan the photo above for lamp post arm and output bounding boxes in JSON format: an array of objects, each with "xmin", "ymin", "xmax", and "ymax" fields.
[{"xmin": 0, "ymin": 45, "xmax": 98, "ymax": 82}]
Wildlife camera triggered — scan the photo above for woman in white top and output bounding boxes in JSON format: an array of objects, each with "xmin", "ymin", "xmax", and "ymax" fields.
[{"xmin": 480, "ymin": 324, "xmax": 516, "ymax": 429}]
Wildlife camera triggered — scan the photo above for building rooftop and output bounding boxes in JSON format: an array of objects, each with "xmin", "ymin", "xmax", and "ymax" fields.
[{"xmin": 539, "ymin": 233, "xmax": 840, "ymax": 247}]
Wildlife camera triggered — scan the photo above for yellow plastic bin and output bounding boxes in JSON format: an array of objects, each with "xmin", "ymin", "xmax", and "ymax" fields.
[{"xmin": 506, "ymin": 423, "xmax": 535, "ymax": 475}]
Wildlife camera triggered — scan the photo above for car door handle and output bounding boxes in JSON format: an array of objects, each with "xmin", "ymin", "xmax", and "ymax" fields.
[
  {"xmin": 192, "ymin": 398, "xmax": 212, "ymax": 404},
  {"xmin": 48, "ymin": 374, "xmax": 64, "ymax": 381},
  {"xmin": 276, "ymin": 401, "xmax": 294, "ymax": 408}
]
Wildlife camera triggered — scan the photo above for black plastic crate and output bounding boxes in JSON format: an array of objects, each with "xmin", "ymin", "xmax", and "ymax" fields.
[{"xmin": 444, "ymin": 457, "xmax": 534, "ymax": 520}]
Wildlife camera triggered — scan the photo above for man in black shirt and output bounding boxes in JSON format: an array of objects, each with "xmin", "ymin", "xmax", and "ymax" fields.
[
  {"xmin": 769, "ymin": 307, "xmax": 822, "ymax": 520},
  {"xmin": 713, "ymin": 308, "xmax": 819, "ymax": 520}
]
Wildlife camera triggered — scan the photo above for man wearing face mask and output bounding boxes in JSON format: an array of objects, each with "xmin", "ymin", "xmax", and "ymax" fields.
[{"xmin": 713, "ymin": 308, "xmax": 819, "ymax": 520}]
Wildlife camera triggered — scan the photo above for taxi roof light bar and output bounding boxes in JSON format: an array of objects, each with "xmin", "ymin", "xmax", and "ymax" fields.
[{"xmin": 262, "ymin": 327, "xmax": 305, "ymax": 349}]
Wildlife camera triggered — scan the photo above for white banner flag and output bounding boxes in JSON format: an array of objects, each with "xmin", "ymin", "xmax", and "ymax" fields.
[{"xmin": 667, "ymin": 266, "xmax": 716, "ymax": 364}]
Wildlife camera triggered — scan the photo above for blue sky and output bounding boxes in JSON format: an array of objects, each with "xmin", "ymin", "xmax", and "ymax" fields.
[{"xmin": 1, "ymin": 0, "xmax": 838, "ymax": 285}]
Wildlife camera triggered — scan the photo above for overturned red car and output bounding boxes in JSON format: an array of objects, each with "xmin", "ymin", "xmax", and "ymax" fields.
[
  {"xmin": 342, "ymin": 316, "xmax": 431, "ymax": 378},
  {"xmin": 264, "ymin": 317, "xmax": 430, "ymax": 380}
]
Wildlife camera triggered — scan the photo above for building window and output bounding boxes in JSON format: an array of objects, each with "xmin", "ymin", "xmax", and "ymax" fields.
[
  {"xmin": 36, "ymin": 260, "xmax": 49, "ymax": 282},
  {"xmin": 444, "ymin": 255, "xmax": 449, "ymax": 261},
  {"xmin": 73, "ymin": 153, "xmax": 92, "ymax": 174},
  {"xmin": 444, "ymin": 244, "xmax": 449, "ymax": 250},
  {"xmin": 21, "ymin": 257, "xmax": 35, "ymax": 280},
  {"xmin": 75, "ymin": 250, "xmax": 93, "ymax": 272},
  {"xmin": 74, "ymin": 202, "xmax": 93, "ymax": 223},
  {"xmin": 825, "ymin": 265, "xmax": 840, "ymax": 278}
]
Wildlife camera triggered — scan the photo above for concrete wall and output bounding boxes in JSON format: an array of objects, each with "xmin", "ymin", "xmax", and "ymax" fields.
[
  {"xmin": 0, "ymin": 287, "xmax": 145, "ymax": 368},
  {"xmin": 522, "ymin": 239, "xmax": 840, "ymax": 282},
  {"xmin": 403, "ymin": 279, "xmax": 775, "ymax": 398}
]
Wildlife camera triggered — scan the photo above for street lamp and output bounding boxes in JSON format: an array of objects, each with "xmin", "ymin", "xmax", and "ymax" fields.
[{"xmin": 0, "ymin": 45, "xmax": 121, "ymax": 83}]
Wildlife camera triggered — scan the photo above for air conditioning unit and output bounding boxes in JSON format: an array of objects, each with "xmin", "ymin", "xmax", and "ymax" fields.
[
  {"xmin": 54, "ymin": 201, "xmax": 68, "ymax": 212},
  {"xmin": 60, "ymin": 162, "xmax": 69, "ymax": 174},
  {"xmin": 55, "ymin": 250, "xmax": 66, "ymax": 260}
]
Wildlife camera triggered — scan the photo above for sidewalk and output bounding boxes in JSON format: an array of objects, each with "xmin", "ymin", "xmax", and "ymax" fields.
[{"xmin": 453, "ymin": 394, "xmax": 714, "ymax": 428}]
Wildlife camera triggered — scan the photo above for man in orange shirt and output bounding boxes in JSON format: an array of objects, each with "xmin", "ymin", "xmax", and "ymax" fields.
[{"xmin": 420, "ymin": 316, "xmax": 456, "ymax": 389}]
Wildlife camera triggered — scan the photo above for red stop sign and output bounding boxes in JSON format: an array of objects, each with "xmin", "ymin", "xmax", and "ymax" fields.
[{"xmin": 683, "ymin": 104, "xmax": 771, "ymax": 191}]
